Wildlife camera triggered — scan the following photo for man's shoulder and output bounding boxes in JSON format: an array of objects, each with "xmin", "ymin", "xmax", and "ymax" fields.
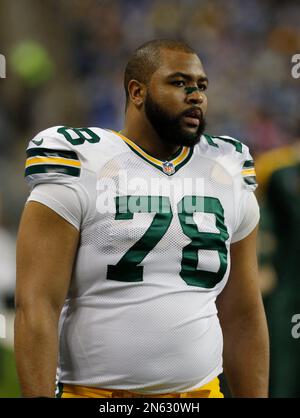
[
  {"xmin": 197, "ymin": 133, "xmax": 257, "ymax": 190},
  {"xmin": 200, "ymin": 133, "xmax": 251, "ymax": 158},
  {"xmin": 27, "ymin": 125, "xmax": 115, "ymax": 151},
  {"xmin": 25, "ymin": 125, "xmax": 123, "ymax": 168},
  {"xmin": 24, "ymin": 125, "xmax": 122, "ymax": 187}
]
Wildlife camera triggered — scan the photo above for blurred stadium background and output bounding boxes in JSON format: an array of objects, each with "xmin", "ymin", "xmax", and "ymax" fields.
[{"xmin": 0, "ymin": 0, "xmax": 300, "ymax": 397}]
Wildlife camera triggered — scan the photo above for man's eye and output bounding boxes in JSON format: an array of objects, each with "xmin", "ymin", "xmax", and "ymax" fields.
[
  {"xmin": 198, "ymin": 84, "xmax": 207, "ymax": 91},
  {"xmin": 172, "ymin": 80, "xmax": 185, "ymax": 87}
]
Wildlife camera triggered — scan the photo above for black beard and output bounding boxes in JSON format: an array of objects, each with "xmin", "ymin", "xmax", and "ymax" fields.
[{"xmin": 144, "ymin": 93, "xmax": 206, "ymax": 147}]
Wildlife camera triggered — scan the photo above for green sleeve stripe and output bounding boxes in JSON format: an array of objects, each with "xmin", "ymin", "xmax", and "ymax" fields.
[
  {"xmin": 243, "ymin": 160, "xmax": 255, "ymax": 168},
  {"xmin": 244, "ymin": 176, "xmax": 257, "ymax": 185},
  {"xmin": 25, "ymin": 164, "xmax": 80, "ymax": 177},
  {"xmin": 55, "ymin": 382, "xmax": 64, "ymax": 398},
  {"xmin": 26, "ymin": 148, "xmax": 79, "ymax": 160}
]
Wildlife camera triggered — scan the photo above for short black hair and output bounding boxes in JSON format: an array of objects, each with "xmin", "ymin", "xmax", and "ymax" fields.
[{"xmin": 124, "ymin": 39, "xmax": 197, "ymax": 107}]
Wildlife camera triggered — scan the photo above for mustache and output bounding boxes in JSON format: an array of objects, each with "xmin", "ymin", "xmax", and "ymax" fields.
[{"xmin": 181, "ymin": 107, "xmax": 203, "ymax": 121}]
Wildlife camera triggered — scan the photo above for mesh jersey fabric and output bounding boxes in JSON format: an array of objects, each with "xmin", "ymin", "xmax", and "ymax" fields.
[{"xmin": 25, "ymin": 126, "xmax": 259, "ymax": 394}]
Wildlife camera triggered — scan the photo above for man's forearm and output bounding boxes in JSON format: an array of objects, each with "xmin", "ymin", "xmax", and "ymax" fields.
[
  {"xmin": 14, "ymin": 305, "xmax": 59, "ymax": 397},
  {"xmin": 222, "ymin": 304, "xmax": 269, "ymax": 398}
]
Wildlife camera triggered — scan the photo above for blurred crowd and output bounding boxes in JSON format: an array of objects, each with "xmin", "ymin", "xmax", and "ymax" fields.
[
  {"xmin": 0, "ymin": 0, "xmax": 299, "ymax": 230},
  {"xmin": 0, "ymin": 0, "xmax": 300, "ymax": 396}
]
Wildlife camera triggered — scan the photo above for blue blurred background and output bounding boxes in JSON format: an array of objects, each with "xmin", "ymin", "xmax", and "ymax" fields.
[{"xmin": 0, "ymin": 0, "xmax": 300, "ymax": 397}]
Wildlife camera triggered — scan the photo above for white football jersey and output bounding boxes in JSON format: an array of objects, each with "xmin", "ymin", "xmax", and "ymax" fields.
[{"xmin": 25, "ymin": 126, "xmax": 259, "ymax": 394}]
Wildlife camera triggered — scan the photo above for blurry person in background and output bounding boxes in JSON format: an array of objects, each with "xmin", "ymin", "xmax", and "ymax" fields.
[
  {"xmin": 0, "ymin": 197, "xmax": 16, "ymax": 310},
  {"xmin": 15, "ymin": 39, "xmax": 269, "ymax": 398},
  {"xmin": 256, "ymin": 122, "xmax": 300, "ymax": 398},
  {"xmin": 0, "ymin": 197, "xmax": 16, "ymax": 392}
]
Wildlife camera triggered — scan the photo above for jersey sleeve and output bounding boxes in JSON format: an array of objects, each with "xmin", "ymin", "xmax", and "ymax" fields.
[
  {"xmin": 231, "ymin": 191, "xmax": 260, "ymax": 243},
  {"xmin": 24, "ymin": 126, "xmax": 95, "ymax": 229},
  {"xmin": 240, "ymin": 144, "xmax": 258, "ymax": 192},
  {"xmin": 25, "ymin": 126, "xmax": 82, "ymax": 188},
  {"xmin": 232, "ymin": 143, "xmax": 260, "ymax": 243},
  {"xmin": 27, "ymin": 183, "xmax": 83, "ymax": 230}
]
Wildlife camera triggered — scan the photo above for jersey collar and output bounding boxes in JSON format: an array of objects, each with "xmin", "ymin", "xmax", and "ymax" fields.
[{"xmin": 111, "ymin": 130, "xmax": 194, "ymax": 176}]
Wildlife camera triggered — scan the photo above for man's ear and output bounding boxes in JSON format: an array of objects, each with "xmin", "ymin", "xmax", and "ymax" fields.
[{"xmin": 127, "ymin": 79, "xmax": 146, "ymax": 107}]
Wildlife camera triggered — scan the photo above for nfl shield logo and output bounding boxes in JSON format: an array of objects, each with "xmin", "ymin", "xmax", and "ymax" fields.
[{"xmin": 162, "ymin": 161, "xmax": 175, "ymax": 175}]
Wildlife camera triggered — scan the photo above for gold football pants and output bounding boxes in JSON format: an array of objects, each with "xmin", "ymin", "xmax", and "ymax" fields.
[{"xmin": 58, "ymin": 377, "xmax": 223, "ymax": 398}]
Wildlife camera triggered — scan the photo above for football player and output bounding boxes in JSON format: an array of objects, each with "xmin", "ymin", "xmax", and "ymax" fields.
[
  {"xmin": 15, "ymin": 40, "xmax": 269, "ymax": 398},
  {"xmin": 255, "ymin": 138, "xmax": 300, "ymax": 397}
]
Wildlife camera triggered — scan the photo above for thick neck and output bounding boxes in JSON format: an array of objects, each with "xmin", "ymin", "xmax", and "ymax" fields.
[{"xmin": 122, "ymin": 108, "xmax": 181, "ymax": 161}]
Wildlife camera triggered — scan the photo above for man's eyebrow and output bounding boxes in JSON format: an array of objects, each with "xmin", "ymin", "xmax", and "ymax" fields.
[{"xmin": 167, "ymin": 72, "xmax": 209, "ymax": 83}]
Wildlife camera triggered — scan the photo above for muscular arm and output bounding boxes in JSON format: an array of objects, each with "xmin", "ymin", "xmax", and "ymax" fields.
[
  {"xmin": 216, "ymin": 225, "xmax": 269, "ymax": 397},
  {"xmin": 15, "ymin": 201, "xmax": 79, "ymax": 397}
]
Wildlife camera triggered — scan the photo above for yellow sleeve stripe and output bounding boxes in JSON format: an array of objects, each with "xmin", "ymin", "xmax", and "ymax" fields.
[
  {"xmin": 242, "ymin": 168, "xmax": 256, "ymax": 176},
  {"xmin": 25, "ymin": 156, "xmax": 81, "ymax": 169}
]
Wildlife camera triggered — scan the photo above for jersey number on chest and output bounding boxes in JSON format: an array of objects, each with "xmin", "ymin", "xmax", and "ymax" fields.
[{"xmin": 107, "ymin": 196, "xmax": 229, "ymax": 289}]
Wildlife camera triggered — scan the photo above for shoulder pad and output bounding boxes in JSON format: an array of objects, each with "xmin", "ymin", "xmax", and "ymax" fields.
[
  {"xmin": 25, "ymin": 125, "xmax": 101, "ymax": 188},
  {"xmin": 27, "ymin": 125, "xmax": 101, "ymax": 151},
  {"xmin": 204, "ymin": 134, "xmax": 257, "ymax": 191},
  {"xmin": 203, "ymin": 134, "xmax": 243, "ymax": 154}
]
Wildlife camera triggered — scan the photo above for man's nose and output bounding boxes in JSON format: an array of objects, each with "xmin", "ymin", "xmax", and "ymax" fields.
[{"xmin": 185, "ymin": 87, "xmax": 204, "ymax": 104}]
